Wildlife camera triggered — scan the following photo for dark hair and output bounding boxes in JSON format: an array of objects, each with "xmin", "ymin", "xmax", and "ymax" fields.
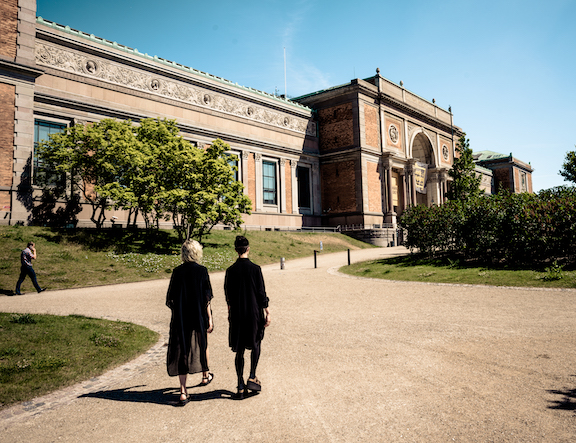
[
  {"xmin": 234, "ymin": 235, "xmax": 249, "ymax": 254},
  {"xmin": 27, "ymin": 241, "xmax": 34, "ymax": 248}
]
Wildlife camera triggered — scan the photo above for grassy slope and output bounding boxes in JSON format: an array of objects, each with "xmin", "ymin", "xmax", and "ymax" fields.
[
  {"xmin": 0, "ymin": 313, "xmax": 158, "ymax": 409},
  {"xmin": 0, "ymin": 226, "xmax": 372, "ymax": 294},
  {"xmin": 341, "ymin": 254, "xmax": 576, "ymax": 289}
]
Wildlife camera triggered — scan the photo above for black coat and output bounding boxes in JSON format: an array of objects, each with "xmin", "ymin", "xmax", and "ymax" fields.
[
  {"xmin": 224, "ymin": 258, "xmax": 269, "ymax": 352},
  {"xmin": 166, "ymin": 261, "xmax": 213, "ymax": 376}
]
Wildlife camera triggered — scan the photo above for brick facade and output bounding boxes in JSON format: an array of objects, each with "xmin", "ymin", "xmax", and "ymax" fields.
[
  {"xmin": 318, "ymin": 103, "xmax": 354, "ymax": 153},
  {"xmin": 493, "ymin": 168, "xmax": 511, "ymax": 191},
  {"xmin": 0, "ymin": 83, "xmax": 15, "ymax": 209},
  {"xmin": 321, "ymin": 160, "xmax": 356, "ymax": 214},
  {"xmin": 364, "ymin": 105, "xmax": 379, "ymax": 148},
  {"xmin": 367, "ymin": 161, "xmax": 381, "ymax": 213},
  {"xmin": 247, "ymin": 153, "xmax": 256, "ymax": 207},
  {"xmin": 0, "ymin": 0, "xmax": 18, "ymax": 59}
]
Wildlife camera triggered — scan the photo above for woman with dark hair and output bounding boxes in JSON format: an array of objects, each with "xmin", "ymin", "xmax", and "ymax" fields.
[
  {"xmin": 225, "ymin": 235, "xmax": 271, "ymax": 400},
  {"xmin": 166, "ymin": 239, "xmax": 214, "ymax": 406}
]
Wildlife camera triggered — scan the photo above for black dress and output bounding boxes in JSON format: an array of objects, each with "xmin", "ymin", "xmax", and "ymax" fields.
[
  {"xmin": 166, "ymin": 261, "xmax": 213, "ymax": 376},
  {"xmin": 224, "ymin": 258, "xmax": 269, "ymax": 352}
]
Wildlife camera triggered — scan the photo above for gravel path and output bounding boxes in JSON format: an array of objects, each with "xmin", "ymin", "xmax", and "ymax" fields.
[{"xmin": 1, "ymin": 246, "xmax": 575, "ymax": 442}]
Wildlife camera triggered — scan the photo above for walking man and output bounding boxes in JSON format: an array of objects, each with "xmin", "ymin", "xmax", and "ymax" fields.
[
  {"xmin": 15, "ymin": 241, "xmax": 45, "ymax": 295},
  {"xmin": 225, "ymin": 236, "xmax": 271, "ymax": 400}
]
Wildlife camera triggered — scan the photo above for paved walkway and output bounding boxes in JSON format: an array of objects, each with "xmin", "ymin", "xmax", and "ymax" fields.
[{"xmin": 1, "ymin": 247, "xmax": 576, "ymax": 442}]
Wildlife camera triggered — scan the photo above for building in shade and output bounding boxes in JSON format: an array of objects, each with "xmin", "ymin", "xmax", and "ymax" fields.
[
  {"xmin": 473, "ymin": 151, "xmax": 534, "ymax": 194},
  {"xmin": 0, "ymin": 0, "xmax": 531, "ymax": 237}
]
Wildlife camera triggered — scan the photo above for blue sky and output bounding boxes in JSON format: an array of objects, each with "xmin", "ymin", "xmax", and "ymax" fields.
[{"xmin": 37, "ymin": 0, "xmax": 576, "ymax": 191}]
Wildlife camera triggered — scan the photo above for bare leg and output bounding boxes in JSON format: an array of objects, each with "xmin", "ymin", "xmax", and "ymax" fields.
[
  {"xmin": 203, "ymin": 344, "xmax": 210, "ymax": 379},
  {"xmin": 178, "ymin": 374, "xmax": 187, "ymax": 400}
]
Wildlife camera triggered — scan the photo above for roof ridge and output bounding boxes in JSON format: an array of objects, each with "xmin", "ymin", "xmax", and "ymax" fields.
[{"xmin": 36, "ymin": 17, "xmax": 311, "ymax": 112}]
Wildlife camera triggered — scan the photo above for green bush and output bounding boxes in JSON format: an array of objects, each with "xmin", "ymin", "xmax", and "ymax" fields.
[{"xmin": 399, "ymin": 186, "xmax": 576, "ymax": 267}]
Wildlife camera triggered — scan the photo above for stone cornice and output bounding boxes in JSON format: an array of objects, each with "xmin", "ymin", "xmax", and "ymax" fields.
[
  {"xmin": 0, "ymin": 58, "xmax": 44, "ymax": 80},
  {"xmin": 35, "ymin": 39, "xmax": 316, "ymax": 137},
  {"xmin": 35, "ymin": 19, "xmax": 312, "ymax": 116}
]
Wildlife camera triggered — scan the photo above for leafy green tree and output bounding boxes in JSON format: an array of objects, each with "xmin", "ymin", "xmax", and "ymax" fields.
[
  {"xmin": 38, "ymin": 118, "xmax": 251, "ymax": 237},
  {"xmin": 446, "ymin": 134, "xmax": 483, "ymax": 201},
  {"xmin": 166, "ymin": 138, "xmax": 252, "ymax": 242},
  {"xmin": 559, "ymin": 147, "xmax": 576, "ymax": 184},
  {"xmin": 37, "ymin": 119, "xmax": 140, "ymax": 229}
]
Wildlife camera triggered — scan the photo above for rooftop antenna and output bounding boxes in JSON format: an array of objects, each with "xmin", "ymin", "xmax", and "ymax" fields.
[{"xmin": 284, "ymin": 47, "xmax": 287, "ymax": 97}]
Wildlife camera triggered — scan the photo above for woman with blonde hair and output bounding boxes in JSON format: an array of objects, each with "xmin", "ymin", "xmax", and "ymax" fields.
[{"xmin": 166, "ymin": 239, "xmax": 214, "ymax": 405}]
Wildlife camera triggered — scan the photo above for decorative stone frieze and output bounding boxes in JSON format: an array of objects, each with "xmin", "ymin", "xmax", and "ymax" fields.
[{"xmin": 35, "ymin": 42, "xmax": 316, "ymax": 136}]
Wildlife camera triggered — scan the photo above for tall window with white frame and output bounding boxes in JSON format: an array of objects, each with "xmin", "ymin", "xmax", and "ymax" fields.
[
  {"xmin": 34, "ymin": 120, "xmax": 66, "ymax": 187},
  {"xmin": 296, "ymin": 165, "xmax": 311, "ymax": 210},
  {"xmin": 262, "ymin": 160, "xmax": 277, "ymax": 205}
]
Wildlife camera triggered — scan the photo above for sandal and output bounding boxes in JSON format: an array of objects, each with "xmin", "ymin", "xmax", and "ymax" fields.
[
  {"xmin": 177, "ymin": 393, "xmax": 189, "ymax": 406},
  {"xmin": 246, "ymin": 377, "xmax": 261, "ymax": 392},
  {"xmin": 200, "ymin": 372, "xmax": 214, "ymax": 386},
  {"xmin": 232, "ymin": 387, "xmax": 244, "ymax": 400}
]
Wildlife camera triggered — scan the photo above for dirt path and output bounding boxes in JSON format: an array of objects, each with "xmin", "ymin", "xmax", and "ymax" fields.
[{"xmin": 1, "ymin": 246, "xmax": 575, "ymax": 442}]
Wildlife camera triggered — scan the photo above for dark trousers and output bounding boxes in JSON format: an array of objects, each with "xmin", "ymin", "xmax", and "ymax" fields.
[
  {"xmin": 16, "ymin": 265, "xmax": 41, "ymax": 293},
  {"xmin": 234, "ymin": 342, "xmax": 261, "ymax": 388}
]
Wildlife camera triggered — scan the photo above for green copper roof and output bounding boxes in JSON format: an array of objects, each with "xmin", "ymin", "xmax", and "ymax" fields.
[
  {"xmin": 473, "ymin": 150, "xmax": 510, "ymax": 162},
  {"xmin": 36, "ymin": 17, "xmax": 311, "ymax": 112}
]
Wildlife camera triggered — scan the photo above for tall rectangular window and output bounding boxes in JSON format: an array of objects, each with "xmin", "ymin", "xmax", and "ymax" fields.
[
  {"xmin": 34, "ymin": 120, "xmax": 66, "ymax": 186},
  {"xmin": 262, "ymin": 160, "xmax": 277, "ymax": 205},
  {"xmin": 225, "ymin": 152, "xmax": 239, "ymax": 182},
  {"xmin": 297, "ymin": 165, "xmax": 311, "ymax": 209}
]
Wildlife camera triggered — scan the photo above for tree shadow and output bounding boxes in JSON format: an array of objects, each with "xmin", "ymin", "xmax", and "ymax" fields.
[
  {"xmin": 79, "ymin": 385, "xmax": 237, "ymax": 406},
  {"xmin": 31, "ymin": 191, "xmax": 81, "ymax": 228},
  {"xmin": 547, "ymin": 386, "xmax": 576, "ymax": 412},
  {"xmin": 16, "ymin": 156, "xmax": 34, "ymax": 215}
]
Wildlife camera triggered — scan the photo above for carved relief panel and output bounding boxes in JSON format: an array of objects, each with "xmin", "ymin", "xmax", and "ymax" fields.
[{"xmin": 36, "ymin": 42, "xmax": 316, "ymax": 136}]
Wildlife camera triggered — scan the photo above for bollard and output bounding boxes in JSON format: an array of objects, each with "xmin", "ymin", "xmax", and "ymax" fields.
[
  {"xmin": 320, "ymin": 241, "xmax": 323, "ymax": 251},
  {"xmin": 347, "ymin": 248, "xmax": 351, "ymax": 265},
  {"xmin": 280, "ymin": 257, "xmax": 285, "ymax": 270},
  {"xmin": 314, "ymin": 250, "xmax": 317, "ymax": 268}
]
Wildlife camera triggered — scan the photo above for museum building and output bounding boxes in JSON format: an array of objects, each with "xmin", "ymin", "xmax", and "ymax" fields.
[{"xmin": 1, "ymin": 0, "xmax": 531, "ymax": 233}]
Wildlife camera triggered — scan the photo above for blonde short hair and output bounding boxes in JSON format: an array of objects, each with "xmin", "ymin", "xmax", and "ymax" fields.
[{"xmin": 181, "ymin": 239, "xmax": 203, "ymax": 263}]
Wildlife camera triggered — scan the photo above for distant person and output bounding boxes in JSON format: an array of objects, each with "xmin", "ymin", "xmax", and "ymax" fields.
[
  {"xmin": 166, "ymin": 240, "xmax": 214, "ymax": 406},
  {"xmin": 225, "ymin": 236, "xmax": 271, "ymax": 400},
  {"xmin": 15, "ymin": 241, "xmax": 45, "ymax": 295}
]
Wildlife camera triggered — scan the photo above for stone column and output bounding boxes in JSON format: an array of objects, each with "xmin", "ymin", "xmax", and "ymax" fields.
[
  {"xmin": 241, "ymin": 151, "xmax": 249, "ymax": 195},
  {"xmin": 279, "ymin": 158, "xmax": 286, "ymax": 213},
  {"xmin": 382, "ymin": 158, "xmax": 396, "ymax": 225},
  {"xmin": 255, "ymin": 153, "xmax": 262, "ymax": 211},
  {"xmin": 312, "ymin": 162, "xmax": 321, "ymax": 215}
]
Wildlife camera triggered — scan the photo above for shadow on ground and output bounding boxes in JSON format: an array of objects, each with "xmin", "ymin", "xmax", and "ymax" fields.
[
  {"xmin": 79, "ymin": 385, "xmax": 240, "ymax": 406},
  {"xmin": 548, "ymin": 385, "xmax": 576, "ymax": 412}
]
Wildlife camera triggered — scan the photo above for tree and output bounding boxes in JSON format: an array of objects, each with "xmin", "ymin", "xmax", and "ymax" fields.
[
  {"xmin": 38, "ymin": 118, "xmax": 251, "ymax": 237},
  {"xmin": 167, "ymin": 138, "xmax": 252, "ymax": 242},
  {"xmin": 37, "ymin": 119, "xmax": 140, "ymax": 229},
  {"xmin": 446, "ymin": 134, "xmax": 483, "ymax": 201},
  {"xmin": 559, "ymin": 147, "xmax": 576, "ymax": 184}
]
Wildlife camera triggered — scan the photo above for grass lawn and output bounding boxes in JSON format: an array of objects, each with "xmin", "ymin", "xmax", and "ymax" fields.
[
  {"xmin": 0, "ymin": 225, "xmax": 372, "ymax": 294},
  {"xmin": 0, "ymin": 313, "xmax": 158, "ymax": 409},
  {"xmin": 341, "ymin": 254, "xmax": 576, "ymax": 289}
]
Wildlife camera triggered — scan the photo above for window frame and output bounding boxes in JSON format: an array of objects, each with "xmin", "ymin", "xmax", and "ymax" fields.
[
  {"xmin": 225, "ymin": 149, "xmax": 241, "ymax": 182},
  {"xmin": 296, "ymin": 164, "xmax": 312, "ymax": 213},
  {"xmin": 262, "ymin": 158, "xmax": 279, "ymax": 207},
  {"xmin": 33, "ymin": 118, "xmax": 69, "ymax": 187}
]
